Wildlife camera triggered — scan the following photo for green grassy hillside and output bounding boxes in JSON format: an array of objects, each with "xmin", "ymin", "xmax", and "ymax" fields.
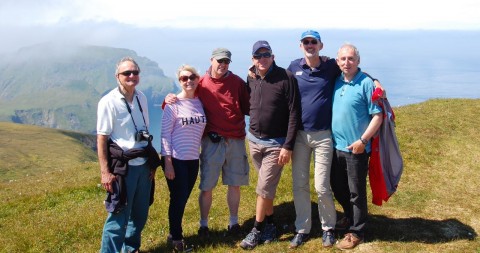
[{"xmin": 0, "ymin": 99, "xmax": 479, "ymax": 253}]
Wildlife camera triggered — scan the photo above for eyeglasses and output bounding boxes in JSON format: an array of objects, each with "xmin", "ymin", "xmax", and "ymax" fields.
[
  {"xmin": 302, "ymin": 39, "xmax": 318, "ymax": 45},
  {"xmin": 179, "ymin": 74, "xmax": 198, "ymax": 82},
  {"xmin": 253, "ymin": 52, "xmax": 272, "ymax": 60},
  {"xmin": 119, "ymin": 70, "xmax": 140, "ymax": 76},
  {"xmin": 216, "ymin": 58, "xmax": 231, "ymax": 64}
]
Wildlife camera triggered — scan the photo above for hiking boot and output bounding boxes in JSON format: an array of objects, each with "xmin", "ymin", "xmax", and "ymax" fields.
[
  {"xmin": 322, "ymin": 230, "xmax": 336, "ymax": 248},
  {"xmin": 335, "ymin": 216, "xmax": 350, "ymax": 231},
  {"xmin": 260, "ymin": 223, "xmax": 277, "ymax": 244},
  {"xmin": 172, "ymin": 239, "xmax": 193, "ymax": 252},
  {"xmin": 336, "ymin": 232, "xmax": 363, "ymax": 250},
  {"xmin": 224, "ymin": 223, "xmax": 241, "ymax": 237},
  {"xmin": 239, "ymin": 228, "xmax": 260, "ymax": 250},
  {"xmin": 197, "ymin": 226, "xmax": 209, "ymax": 238},
  {"xmin": 288, "ymin": 233, "xmax": 309, "ymax": 249}
]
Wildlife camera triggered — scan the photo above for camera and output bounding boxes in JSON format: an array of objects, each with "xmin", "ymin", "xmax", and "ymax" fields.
[
  {"xmin": 136, "ymin": 130, "xmax": 153, "ymax": 142},
  {"xmin": 207, "ymin": 131, "xmax": 222, "ymax": 143}
]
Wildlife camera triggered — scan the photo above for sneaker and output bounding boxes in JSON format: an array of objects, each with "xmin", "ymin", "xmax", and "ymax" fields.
[
  {"xmin": 239, "ymin": 228, "xmax": 260, "ymax": 250},
  {"xmin": 260, "ymin": 223, "xmax": 277, "ymax": 244},
  {"xmin": 197, "ymin": 226, "xmax": 209, "ymax": 238},
  {"xmin": 335, "ymin": 216, "xmax": 350, "ymax": 230},
  {"xmin": 336, "ymin": 233, "xmax": 363, "ymax": 250},
  {"xmin": 172, "ymin": 239, "xmax": 193, "ymax": 252},
  {"xmin": 224, "ymin": 223, "xmax": 241, "ymax": 237},
  {"xmin": 288, "ymin": 233, "xmax": 309, "ymax": 249},
  {"xmin": 322, "ymin": 230, "xmax": 336, "ymax": 248}
]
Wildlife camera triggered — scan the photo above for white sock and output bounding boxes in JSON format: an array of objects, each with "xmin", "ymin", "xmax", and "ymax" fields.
[
  {"xmin": 200, "ymin": 219, "xmax": 208, "ymax": 228},
  {"xmin": 229, "ymin": 216, "xmax": 239, "ymax": 227}
]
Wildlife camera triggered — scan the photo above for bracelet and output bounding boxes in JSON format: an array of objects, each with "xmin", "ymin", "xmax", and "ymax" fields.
[{"xmin": 360, "ymin": 138, "xmax": 368, "ymax": 145}]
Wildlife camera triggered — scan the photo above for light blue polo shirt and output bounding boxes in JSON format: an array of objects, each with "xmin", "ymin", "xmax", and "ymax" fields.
[{"xmin": 331, "ymin": 68, "xmax": 382, "ymax": 153}]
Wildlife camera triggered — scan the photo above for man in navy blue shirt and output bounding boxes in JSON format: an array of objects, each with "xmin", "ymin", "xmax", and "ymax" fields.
[{"xmin": 287, "ymin": 30, "xmax": 340, "ymax": 249}]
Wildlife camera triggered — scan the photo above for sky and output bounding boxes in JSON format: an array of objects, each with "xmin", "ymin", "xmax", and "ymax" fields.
[{"xmin": 1, "ymin": 0, "xmax": 480, "ymax": 30}]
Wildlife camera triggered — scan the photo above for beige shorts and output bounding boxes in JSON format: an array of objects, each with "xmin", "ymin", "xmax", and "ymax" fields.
[
  {"xmin": 199, "ymin": 136, "xmax": 250, "ymax": 191},
  {"xmin": 248, "ymin": 140, "xmax": 284, "ymax": 199}
]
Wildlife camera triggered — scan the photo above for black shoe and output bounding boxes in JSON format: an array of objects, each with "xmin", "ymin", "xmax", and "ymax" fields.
[
  {"xmin": 322, "ymin": 230, "xmax": 336, "ymax": 248},
  {"xmin": 224, "ymin": 223, "xmax": 241, "ymax": 237},
  {"xmin": 197, "ymin": 226, "xmax": 209, "ymax": 238},
  {"xmin": 289, "ymin": 233, "xmax": 309, "ymax": 248},
  {"xmin": 172, "ymin": 239, "xmax": 193, "ymax": 252},
  {"xmin": 259, "ymin": 223, "xmax": 277, "ymax": 244}
]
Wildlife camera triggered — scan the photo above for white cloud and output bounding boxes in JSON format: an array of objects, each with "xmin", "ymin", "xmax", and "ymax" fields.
[{"xmin": 1, "ymin": 0, "xmax": 480, "ymax": 29}]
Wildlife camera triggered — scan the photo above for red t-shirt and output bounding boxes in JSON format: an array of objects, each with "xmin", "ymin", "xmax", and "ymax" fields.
[{"xmin": 197, "ymin": 71, "xmax": 250, "ymax": 139}]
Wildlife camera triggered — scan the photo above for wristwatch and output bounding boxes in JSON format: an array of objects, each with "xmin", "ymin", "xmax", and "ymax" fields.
[{"xmin": 360, "ymin": 138, "xmax": 368, "ymax": 145}]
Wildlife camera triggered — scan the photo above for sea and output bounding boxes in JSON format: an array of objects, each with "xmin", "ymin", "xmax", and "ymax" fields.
[
  {"xmin": 112, "ymin": 28, "xmax": 480, "ymax": 149},
  {"xmin": 117, "ymin": 28, "xmax": 480, "ymax": 107}
]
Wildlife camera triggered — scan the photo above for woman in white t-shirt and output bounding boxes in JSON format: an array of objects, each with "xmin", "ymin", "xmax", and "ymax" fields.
[{"xmin": 161, "ymin": 65, "xmax": 206, "ymax": 252}]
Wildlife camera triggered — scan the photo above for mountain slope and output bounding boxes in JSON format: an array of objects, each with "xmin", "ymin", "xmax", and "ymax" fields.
[{"xmin": 0, "ymin": 43, "xmax": 177, "ymax": 140}]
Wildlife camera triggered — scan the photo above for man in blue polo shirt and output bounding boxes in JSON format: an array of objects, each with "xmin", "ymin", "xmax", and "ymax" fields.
[{"xmin": 331, "ymin": 43, "xmax": 383, "ymax": 250}]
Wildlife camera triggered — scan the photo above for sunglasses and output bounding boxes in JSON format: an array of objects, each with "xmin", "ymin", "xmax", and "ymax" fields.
[
  {"xmin": 253, "ymin": 52, "xmax": 272, "ymax": 60},
  {"xmin": 119, "ymin": 70, "xmax": 140, "ymax": 76},
  {"xmin": 179, "ymin": 74, "xmax": 198, "ymax": 82},
  {"xmin": 217, "ymin": 58, "xmax": 231, "ymax": 64},
  {"xmin": 302, "ymin": 39, "xmax": 318, "ymax": 45}
]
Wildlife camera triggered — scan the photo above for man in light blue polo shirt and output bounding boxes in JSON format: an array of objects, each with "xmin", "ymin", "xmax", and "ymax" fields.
[{"xmin": 331, "ymin": 43, "xmax": 383, "ymax": 250}]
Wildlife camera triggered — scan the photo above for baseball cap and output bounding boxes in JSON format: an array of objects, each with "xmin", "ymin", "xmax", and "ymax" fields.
[
  {"xmin": 300, "ymin": 30, "xmax": 321, "ymax": 41},
  {"xmin": 211, "ymin": 48, "xmax": 232, "ymax": 60},
  {"xmin": 252, "ymin": 40, "xmax": 272, "ymax": 54}
]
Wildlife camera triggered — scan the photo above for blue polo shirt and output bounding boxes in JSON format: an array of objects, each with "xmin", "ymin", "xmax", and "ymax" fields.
[
  {"xmin": 331, "ymin": 69, "xmax": 382, "ymax": 153},
  {"xmin": 287, "ymin": 57, "xmax": 341, "ymax": 131}
]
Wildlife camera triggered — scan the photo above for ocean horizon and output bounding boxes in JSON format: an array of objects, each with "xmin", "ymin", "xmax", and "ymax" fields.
[{"xmin": 119, "ymin": 29, "xmax": 479, "ymax": 107}]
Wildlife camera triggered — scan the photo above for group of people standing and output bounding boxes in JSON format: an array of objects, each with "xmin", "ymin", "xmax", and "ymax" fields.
[{"xmin": 96, "ymin": 29, "xmax": 384, "ymax": 252}]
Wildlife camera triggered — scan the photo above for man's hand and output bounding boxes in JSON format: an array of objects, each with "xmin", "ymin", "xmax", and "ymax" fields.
[
  {"xmin": 101, "ymin": 171, "xmax": 116, "ymax": 193},
  {"xmin": 165, "ymin": 93, "xmax": 178, "ymax": 104},
  {"xmin": 277, "ymin": 148, "xmax": 292, "ymax": 165},
  {"xmin": 347, "ymin": 140, "xmax": 366, "ymax": 154}
]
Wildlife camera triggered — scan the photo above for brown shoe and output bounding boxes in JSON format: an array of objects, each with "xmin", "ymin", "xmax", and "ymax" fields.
[{"xmin": 336, "ymin": 233, "xmax": 363, "ymax": 250}]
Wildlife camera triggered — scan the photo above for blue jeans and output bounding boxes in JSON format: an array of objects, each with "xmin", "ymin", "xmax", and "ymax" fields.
[
  {"xmin": 330, "ymin": 150, "xmax": 369, "ymax": 237},
  {"xmin": 166, "ymin": 158, "xmax": 199, "ymax": 240},
  {"xmin": 100, "ymin": 163, "xmax": 153, "ymax": 253}
]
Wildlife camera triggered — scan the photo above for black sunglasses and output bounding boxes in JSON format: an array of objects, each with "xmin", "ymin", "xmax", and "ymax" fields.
[
  {"xmin": 119, "ymin": 70, "xmax": 140, "ymax": 76},
  {"xmin": 179, "ymin": 74, "xmax": 198, "ymax": 82},
  {"xmin": 217, "ymin": 58, "xmax": 231, "ymax": 64},
  {"xmin": 253, "ymin": 52, "xmax": 272, "ymax": 60},
  {"xmin": 302, "ymin": 39, "xmax": 318, "ymax": 45}
]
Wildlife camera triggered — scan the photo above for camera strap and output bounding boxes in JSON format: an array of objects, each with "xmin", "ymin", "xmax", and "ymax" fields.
[{"xmin": 121, "ymin": 95, "xmax": 149, "ymax": 133}]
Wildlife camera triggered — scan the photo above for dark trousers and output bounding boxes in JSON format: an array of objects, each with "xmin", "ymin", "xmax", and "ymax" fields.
[
  {"xmin": 331, "ymin": 150, "xmax": 369, "ymax": 237},
  {"xmin": 166, "ymin": 158, "xmax": 199, "ymax": 240}
]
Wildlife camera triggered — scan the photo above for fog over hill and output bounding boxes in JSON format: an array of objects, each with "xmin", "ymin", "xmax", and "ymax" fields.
[{"xmin": 0, "ymin": 43, "xmax": 178, "ymax": 149}]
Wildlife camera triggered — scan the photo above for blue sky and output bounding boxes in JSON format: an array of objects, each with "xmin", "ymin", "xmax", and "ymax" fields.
[{"xmin": 1, "ymin": 0, "xmax": 479, "ymax": 30}]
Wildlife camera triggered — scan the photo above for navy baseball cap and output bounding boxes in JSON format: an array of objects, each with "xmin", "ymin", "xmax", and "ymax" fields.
[{"xmin": 252, "ymin": 40, "xmax": 272, "ymax": 54}]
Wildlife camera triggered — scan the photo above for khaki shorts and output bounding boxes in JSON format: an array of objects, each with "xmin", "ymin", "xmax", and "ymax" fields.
[
  {"xmin": 199, "ymin": 136, "xmax": 250, "ymax": 191},
  {"xmin": 248, "ymin": 140, "xmax": 284, "ymax": 199}
]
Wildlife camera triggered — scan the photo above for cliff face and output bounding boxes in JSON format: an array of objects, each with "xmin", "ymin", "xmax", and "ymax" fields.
[{"xmin": 0, "ymin": 43, "xmax": 178, "ymax": 138}]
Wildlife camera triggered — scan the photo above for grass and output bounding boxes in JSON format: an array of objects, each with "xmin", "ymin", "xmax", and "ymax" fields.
[{"xmin": 0, "ymin": 98, "xmax": 479, "ymax": 252}]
